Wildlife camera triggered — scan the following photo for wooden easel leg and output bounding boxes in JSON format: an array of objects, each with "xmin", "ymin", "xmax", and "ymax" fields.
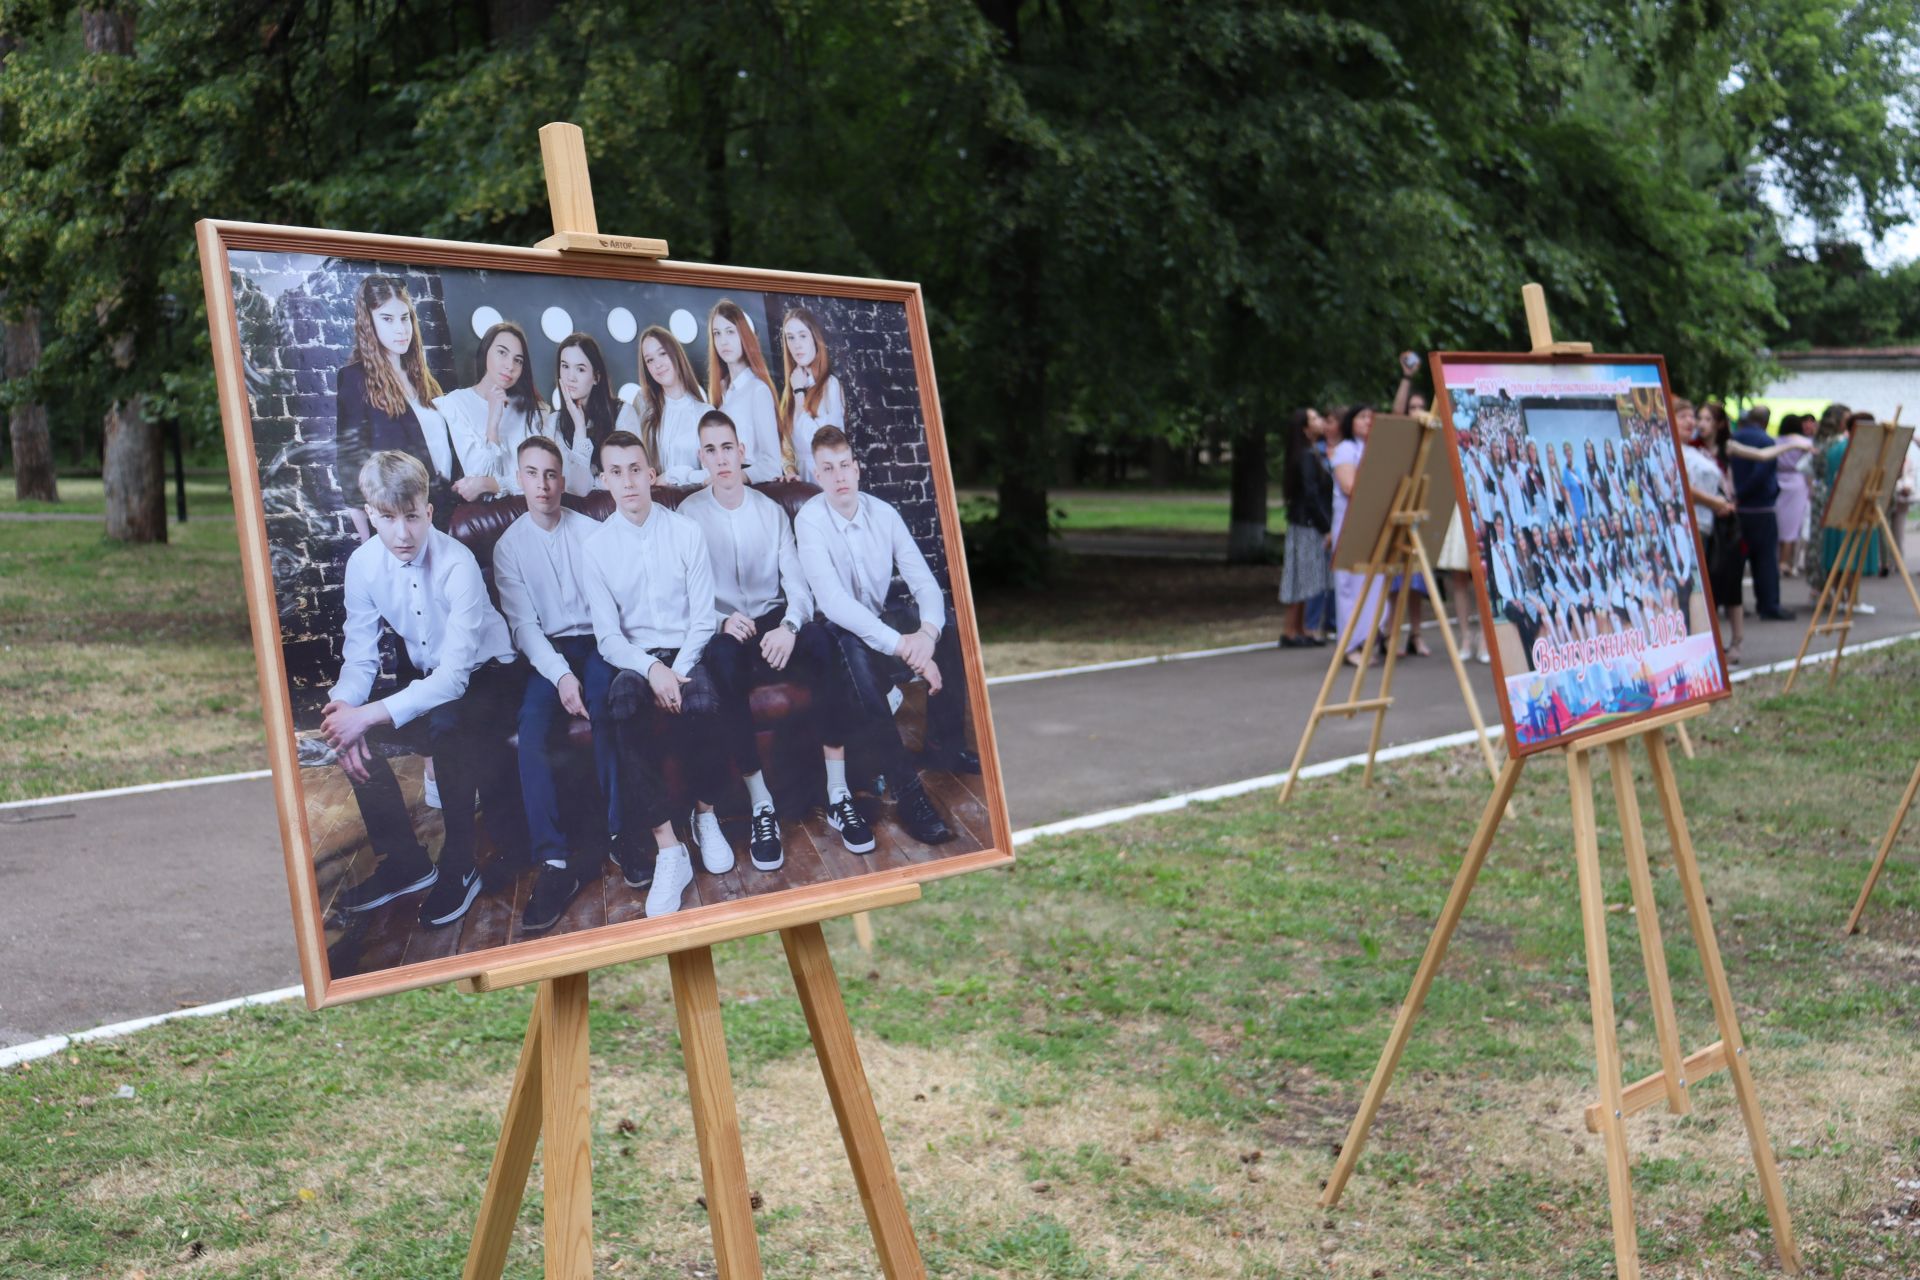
[
  {"xmin": 1321, "ymin": 755, "xmax": 1525, "ymax": 1206},
  {"xmin": 1362, "ymin": 559, "xmax": 1416, "ymax": 788},
  {"xmin": 1413, "ymin": 538, "xmax": 1499, "ymax": 778},
  {"xmin": 1830, "ymin": 532, "xmax": 1870, "ymax": 689},
  {"xmin": 1846, "ymin": 757, "xmax": 1920, "ymax": 934},
  {"xmin": 1607, "ymin": 742, "xmax": 1689, "ymax": 1117},
  {"xmin": 1673, "ymin": 722, "xmax": 1696, "ymax": 760},
  {"xmin": 1645, "ymin": 734, "xmax": 1803, "ymax": 1273},
  {"xmin": 541, "ymin": 972, "xmax": 595, "ymax": 1280},
  {"xmin": 1785, "ymin": 526, "xmax": 1851, "ymax": 693},
  {"xmin": 853, "ymin": 911, "xmax": 875, "ymax": 953},
  {"xmin": 1280, "ymin": 565, "xmax": 1374, "ymax": 804},
  {"xmin": 1568, "ymin": 748, "xmax": 1640, "ymax": 1280},
  {"xmin": 782, "ymin": 922, "xmax": 926, "ymax": 1279},
  {"xmin": 1876, "ymin": 507, "xmax": 1920, "ymax": 622},
  {"xmin": 464, "ymin": 984, "xmax": 549, "ymax": 1280},
  {"xmin": 670, "ymin": 946, "xmax": 766, "ymax": 1280}
]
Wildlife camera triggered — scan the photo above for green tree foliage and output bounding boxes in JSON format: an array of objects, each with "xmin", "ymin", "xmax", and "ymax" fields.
[{"xmin": 2, "ymin": 0, "xmax": 1918, "ymax": 571}]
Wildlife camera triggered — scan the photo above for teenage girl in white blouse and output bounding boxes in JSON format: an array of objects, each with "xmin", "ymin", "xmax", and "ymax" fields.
[
  {"xmin": 706, "ymin": 299, "xmax": 787, "ymax": 481},
  {"xmin": 778, "ymin": 307, "xmax": 845, "ymax": 485},
  {"xmin": 615, "ymin": 325, "xmax": 711, "ymax": 485}
]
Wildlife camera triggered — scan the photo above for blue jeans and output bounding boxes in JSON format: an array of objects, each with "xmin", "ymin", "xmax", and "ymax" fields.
[
  {"xmin": 1305, "ymin": 588, "xmax": 1333, "ymax": 635},
  {"xmin": 518, "ymin": 634, "xmax": 621, "ymax": 871}
]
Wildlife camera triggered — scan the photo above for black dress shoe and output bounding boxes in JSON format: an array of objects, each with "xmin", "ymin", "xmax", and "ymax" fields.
[
  {"xmin": 611, "ymin": 830, "xmax": 654, "ymax": 889},
  {"xmin": 522, "ymin": 866, "xmax": 584, "ymax": 933},
  {"xmin": 896, "ymin": 779, "xmax": 956, "ymax": 845},
  {"xmin": 925, "ymin": 743, "xmax": 982, "ymax": 774},
  {"xmin": 607, "ymin": 669, "xmax": 648, "ymax": 720},
  {"xmin": 335, "ymin": 849, "xmax": 437, "ymax": 913}
]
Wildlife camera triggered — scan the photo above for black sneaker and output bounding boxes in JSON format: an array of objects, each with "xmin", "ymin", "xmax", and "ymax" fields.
[
  {"xmin": 747, "ymin": 807, "xmax": 784, "ymax": 871},
  {"xmin": 925, "ymin": 744, "xmax": 982, "ymax": 775},
  {"xmin": 612, "ymin": 831, "xmax": 654, "ymax": 889},
  {"xmin": 419, "ymin": 866, "xmax": 482, "ymax": 927},
  {"xmin": 522, "ymin": 866, "xmax": 584, "ymax": 933},
  {"xmin": 335, "ymin": 850, "xmax": 437, "ymax": 914},
  {"xmin": 825, "ymin": 796, "xmax": 876, "ymax": 854},
  {"xmin": 896, "ymin": 780, "xmax": 955, "ymax": 846},
  {"xmin": 607, "ymin": 668, "xmax": 648, "ymax": 720}
]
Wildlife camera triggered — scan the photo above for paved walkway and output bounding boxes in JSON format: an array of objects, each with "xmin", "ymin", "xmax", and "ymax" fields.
[{"xmin": 2, "ymin": 575, "xmax": 1916, "ymax": 1046}]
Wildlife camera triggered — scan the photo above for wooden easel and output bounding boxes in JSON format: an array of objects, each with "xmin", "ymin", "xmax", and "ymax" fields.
[
  {"xmin": 1278, "ymin": 417, "xmax": 1500, "ymax": 802},
  {"xmin": 1317, "ymin": 706, "xmax": 1801, "ymax": 1279},
  {"xmin": 1845, "ymin": 756, "xmax": 1920, "ymax": 933},
  {"xmin": 461, "ymin": 123, "xmax": 929, "ymax": 1280},
  {"xmin": 1783, "ymin": 414, "xmax": 1920, "ymax": 692}
]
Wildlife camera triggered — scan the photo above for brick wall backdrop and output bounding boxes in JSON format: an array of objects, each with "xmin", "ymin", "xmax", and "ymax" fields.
[
  {"xmin": 765, "ymin": 292, "xmax": 951, "ymax": 593},
  {"xmin": 227, "ymin": 255, "xmax": 456, "ymax": 731}
]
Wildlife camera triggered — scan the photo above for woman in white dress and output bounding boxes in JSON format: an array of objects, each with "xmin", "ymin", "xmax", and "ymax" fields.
[
  {"xmin": 706, "ymin": 299, "xmax": 787, "ymax": 481},
  {"xmin": 541, "ymin": 332, "xmax": 616, "ymax": 496},
  {"xmin": 614, "ymin": 325, "xmax": 710, "ymax": 486},
  {"xmin": 777, "ymin": 307, "xmax": 845, "ymax": 485},
  {"xmin": 434, "ymin": 320, "xmax": 542, "ymax": 501}
]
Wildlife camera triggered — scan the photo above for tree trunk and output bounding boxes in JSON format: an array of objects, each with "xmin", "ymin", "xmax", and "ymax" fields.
[
  {"xmin": 104, "ymin": 396, "xmax": 166, "ymax": 542},
  {"xmin": 81, "ymin": 5, "xmax": 134, "ymax": 55},
  {"xmin": 6, "ymin": 310, "xmax": 58, "ymax": 502},
  {"xmin": 1226, "ymin": 415, "xmax": 1269, "ymax": 563}
]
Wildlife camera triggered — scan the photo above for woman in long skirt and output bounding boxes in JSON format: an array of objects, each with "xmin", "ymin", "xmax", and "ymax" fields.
[{"xmin": 1279, "ymin": 408, "xmax": 1333, "ymax": 646}]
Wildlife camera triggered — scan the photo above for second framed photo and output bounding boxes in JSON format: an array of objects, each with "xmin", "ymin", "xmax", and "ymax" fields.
[{"xmin": 1433, "ymin": 353, "xmax": 1729, "ymax": 755}]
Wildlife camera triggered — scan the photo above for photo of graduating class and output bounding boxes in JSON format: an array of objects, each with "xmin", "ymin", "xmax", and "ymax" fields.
[
  {"xmin": 1436, "ymin": 358, "xmax": 1729, "ymax": 752},
  {"xmin": 219, "ymin": 247, "xmax": 1003, "ymax": 991}
]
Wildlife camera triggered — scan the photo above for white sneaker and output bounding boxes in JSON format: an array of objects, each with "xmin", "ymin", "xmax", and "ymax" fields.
[
  {"xmin": 691, "ymin": 809, "xmax": 735, "ymax": 874},
  {"xmin": 645, "ymin": 845, "xmax": 694, "ymax": 917},
  {"xmin": 423, "ymin": 770, "xmax": 441, "ymax": 809}
]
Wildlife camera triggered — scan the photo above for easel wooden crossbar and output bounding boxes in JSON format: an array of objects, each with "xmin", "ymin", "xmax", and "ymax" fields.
[
  {"xmin": 1784, "ymin": 415, "xmax": 1920, "ymax": 692},
  {"xmin": 1279, "ymin": 418, "xmax": 1500, "ymax": 802},
  {"xmin": 460, "ymin": 122, "xmax": 931, "ymax": 1280},
  {"xmin": 1316, "ymin": 704, "xmax": 1801, "ymax": 1280}
]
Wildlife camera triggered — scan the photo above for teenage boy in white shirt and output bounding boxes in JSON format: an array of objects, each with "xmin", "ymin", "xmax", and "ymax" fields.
[
  {"xmin": 678, "ymin": 410, "xmax": 869, "ymax": 868},
  {"xmin": 580, "ymin": 430, "xmax": 731, "ymax": 917},
  {"xmin": 493, "ymin": 435, "xmax": 630, "ymax": 933},
  {"xmin": 795, "ymin": 425, "xmax": 978, "ymax": 848},
  {"xmin": 320, "ymin": 450, "xmax": 525, "ymax": 929}
]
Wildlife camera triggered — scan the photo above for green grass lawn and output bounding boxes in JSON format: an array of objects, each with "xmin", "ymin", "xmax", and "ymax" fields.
[
  {"xmin": 0, "ymin": 474, "xmax": 236, "ymax": 517},
  {"xmin": 3, "ymin": 647, "xmax": 1918, "ymax": 1276},
  {"xmin": 960, "ymin": 489, "xmax": 1286, "ymax": 538}
]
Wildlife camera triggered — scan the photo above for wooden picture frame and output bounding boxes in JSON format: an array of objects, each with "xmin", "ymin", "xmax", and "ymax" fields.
[
  {"xmin": 196, "ymin": 219, "xmax": 1013, "ymax": 1009},
  {"xmin": 1431, "ymin": 352, "xmax": 1729, "ymax": 757}
]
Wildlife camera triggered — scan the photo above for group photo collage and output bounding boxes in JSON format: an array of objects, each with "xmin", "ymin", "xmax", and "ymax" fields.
[
  {"xmin": 223, "ymin": 249, "xmax": 995, "ymax": 983},
  {"xmin": 1439, "ymin": 362, "xmax": 1730, "ymax": 748}
]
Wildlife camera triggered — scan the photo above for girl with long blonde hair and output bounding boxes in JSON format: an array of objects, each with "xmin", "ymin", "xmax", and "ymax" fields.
[
  {"xmin": 706, "ymin": 299, "xmax": 786, "ymax": 480},
  {"xmin": 614, "ymin": 325, "xmax": 710, "ymax": 485},
  {"xmin": 777, "ymin": 306, "xmax": 844, "ymax": 484}
]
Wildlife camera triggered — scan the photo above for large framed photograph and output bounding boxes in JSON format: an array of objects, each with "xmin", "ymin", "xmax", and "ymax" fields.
[
  {"xmin": 1433, "ymin": 354, "xmax": 1729, "ymax": 755},
  {"xmin": 196, "ymin": 221, "xmax": 1011, "ymax": 1007}
]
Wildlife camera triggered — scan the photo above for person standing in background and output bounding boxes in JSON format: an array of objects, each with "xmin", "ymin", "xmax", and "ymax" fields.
[
  {"xmin": 1730, "ymin": 406, "xmax": 1795, "ymax": 621},
  {"xmin": 434, "ymin": 320, "xmax": 542, "ymax": 501},
  {"xmin": 615, "ymin": 325, "xmax": 712, "ymax": 486},
  {"xmin": 707, "ymin": 300, "xmax": 787, "ymax": 481},
  {"xmin": 778, "ymin": 307, "xmax": 845, "ymax": 486},
  {"xmin": 1278, "ymin": 407, "xmax": 1332, "ymax": 648},
  {"xmin": 335, "ymin": 274, "xmax": 455, "ymax": 538},
  {"xmin": 1773, "ymin": 413, "xmax": 1813, "ymax": 578}
]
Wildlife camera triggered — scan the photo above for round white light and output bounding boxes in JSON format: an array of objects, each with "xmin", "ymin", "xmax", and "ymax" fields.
[
  {"xmin": 669, "ymin": 308, "xmax": 698, "ymax": 344},
  {"xmin": 607, "ymin": 307, "xmax": 637, "ymax": 345},
  {"xmin": 616, "ymin": 382, "xmax": 641, "ymax": 406},
  {"xmin": 541, "ymin": 306, "xmax": 574, "ymax": 343},
  {"xmin": 470, "ymin": 305, "xmax": 503, "ymax": 339}
]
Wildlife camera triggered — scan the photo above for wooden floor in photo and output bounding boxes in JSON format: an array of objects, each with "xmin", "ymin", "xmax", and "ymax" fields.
[{"xmin": 314, "ymin": 762, "xmax": 994, "ymax": 980}]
